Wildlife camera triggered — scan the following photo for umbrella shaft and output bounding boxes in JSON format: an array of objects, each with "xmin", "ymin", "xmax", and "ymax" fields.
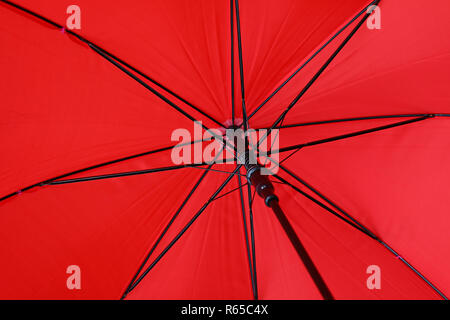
[
  {"xmin": 270, "ymin": 199, "xmax": 334, "ymax": 300},
  {"xmin": 246, "ymin": 165, "xmax": 334, "ymax": 300},
  {"xmin": 246, "ymin": 164, "xmax": 277, "ymax": 206}
]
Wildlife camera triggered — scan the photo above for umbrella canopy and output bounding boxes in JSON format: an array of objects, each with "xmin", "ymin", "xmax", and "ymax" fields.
[{"xmin": 0, "ymin": 0, "xmax": 449, "ymax": 300}]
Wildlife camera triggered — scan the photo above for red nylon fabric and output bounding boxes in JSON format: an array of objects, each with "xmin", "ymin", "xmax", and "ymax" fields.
[{"xmin": 0, "ymin": 0, "xmax": 449, "ymax": 299}]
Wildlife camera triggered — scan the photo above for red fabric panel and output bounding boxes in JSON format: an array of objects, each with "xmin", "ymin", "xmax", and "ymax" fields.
[
  {"xmin": 251, "ymin": 0, "xmax": 450, "ymax": 126},
  {"xmin": 0, "ymin": 5, "xmax": 194, "ymax": 197},
  {"xmin": 11, "ymin": 0, "xmax": 233, "ymax": 122},
  {"xmin": 1, "ymin": 0, "xmax": 449, "ymax": 299},
  {"xmin": 0, "ymin": 168, "xmax": 207, "ymax": 299},
  {"xmin": 232, "ymin": 0, "xmax": 369, "ymax": 118},
  {"xmin": 126, "ymin": 171, "xmax": 254, "ymax": 299},
  {"xmin": 253, "ymin": 184, "xmax": 442, "ymax": 299},
  {"xmin": 281, "ymin": 118, "xmax": 450, "ymax": 298}
]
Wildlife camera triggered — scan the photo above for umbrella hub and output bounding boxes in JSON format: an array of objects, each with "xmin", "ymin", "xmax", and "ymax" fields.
[
  {"xmin": 245, "ymin": 164, "xmax": 278, "ymax": 207},
  {"xmin": 226, "ymin": 128, "xmax": 278, "ymax": 207}
]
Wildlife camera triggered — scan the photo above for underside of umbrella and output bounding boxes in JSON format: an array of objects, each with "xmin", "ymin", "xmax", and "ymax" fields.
[{"xmin": 0, "ymin": 0, "xmax": 449, "ymax": 300}]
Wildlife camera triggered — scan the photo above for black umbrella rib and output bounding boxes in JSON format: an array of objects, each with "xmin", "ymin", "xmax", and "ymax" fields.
[
  {"xmin": 122, "ymin": 147, "xmax": 228, "ymax": 299},
  {"xmin": 45, "ymin": 163, "xmax": 206, "ymax": 185},
  {"xmin": 279, "ymin": 164, "xmax": 388, "ymax": 231},
  {"xmin": 187, "ymin": 165, "xmax": 245, "ymax": 177},
  {"xmin": 0, "ymin": 138, "xmax": 213, "ymax": 203},
  {"xmin": 258, "ymin": 0, "xmax": 381, "ymax": 147},
  {"xmin": 271, "ymin": 115, "xmax": 433, "ymax": 155},
  {"xmin": 0, "ymin": 0, "xmax": 61, "ymax": 28},
  {"xmin": 379, "ymin": 243, "xmax": 448, "ymax": 300},
  {"xmin": 233, "ymin": 0, "xmax": 253, "ymax": 168},
  {"xmin": 88, "ymin": 44, "xmax": 207, "ymax": 133},
  {"xmin": 276, "ymin": 164, "xmax": 448, "ymax": 300},
  {"xmin": 263, "ymin": 113, "xmax": 450, "ymax": 163},
  {"xmin": 121, "ymin": 163, "xmax": 215, "ymax": 299},
  {"xmin": 234, "ymin": 0, "xmax": 249, "ymax": 131},
  {"xmin": 43, "ymin": 161, "xmax": 239, "ymax": 186},
  {"xmin": 237, "ymin": 174, "xmax": 256, "ymax": 299},
  {"xmin": 89, "ymin": 43, "xmax": 238, "ymax": 158},
  {"xmin": 0, "ymin": 0, "xmax": 240, "ymax": 201},
  {"xmin": 247, "ymin": 0, "xmax": 379, "ymax": 121},
  {"xmin": 0, "ymin": 0, "xmax": 223, "ymax": 128},
  {"xmin": 257, "ymin": 113, "xmax": 450, "ymax": 129},
  {"xmin": 213, "ymin": 182, "xmax": 248, "ymax": 201},
  {"xmin": 246, "ymin": 182, "xmax": 259, "ymax": 299},
  {"xmin": 273, "ymin": 174, "xmax": 374, "ymax": 238},
  {"xmin": 230, "ymin": 0, "xmax": 236, "ymax": 125},
  {"xmin": 125, "ymin": 165, "xmax": 242, "ymax": 295}
]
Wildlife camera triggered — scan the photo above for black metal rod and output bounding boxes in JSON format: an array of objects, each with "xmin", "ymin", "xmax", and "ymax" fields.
[
  {"xmin": 88, "ymin": 43, "xmax": 200, "ymax": 127},
  {"xmin": 189, "ymin": 166, "xmax": 246, "ymax": 177},
  {"xmin": 125, "ymin": 165, "xmax": 242, "ymax": 295},
  {"xmin": 269, "ymin": 199, "xmax": 334, "ymax": 300},
  {"xmin": 261, "ymin": 151, "xmax": 448, "ymax": 300},
  {"xmin": 0, "ymin": 0, "xmax": 224, "ymax": 128},
  {"xmin": 213, "ymin": 182, "xmax": 249, "ymax": 201},
  {"xmin": 45, "ymin": 163, "xmax": 206, "ymax": 185},
  {"xmin": 122, "ymin": 146, "xmax": 228, "ymax": 298},
  {"xmin": 257, "ymin": 0, "xmax": 381, "ymax": 148},
  {"xmin": 122, "ymin": 164, "xmax": 215, "ymax": 298},
  {"xmin": 89, "ymin": 43, "xmax": 238, "ymax": 158},
  {"xmin": 271, "ymin": 115, "xmax": 432, "ymax": 155},
  {"xmin": 267, "ymin": 144, "xmax": 448, "ymax": 300},
  {"xmin": 279, "ymin": 148, "xmax": 301, "ymax": 164},
  {"xmin": 379, "ymin": 242, "xmax": 448, "ymax": 300},
  {"xmin": 247, "ymin": 0, "xmax": 379, "ymax": 121},
  {"xmin": 277, "ymin": 165, "xmax": 376, "ymax": 235},
  {"xmin": 246, "ymin": 181, "xmax": 258, "ymax": 299},
  {"xmin": 0, "ymin": 138, "xmax": 215, "ymax": 203},
  {"xmin": 234, "ymin": 0, "xmax": 249, "ymax": 131},
  {"xmin": 4, "ymin": 2, "xmax": 236, "ymax": 158},
  {"xmin": 273, "ymin": 174, "xmax": 375, "ymax": 238},
  {"xmin": 274, "ymin": 114, "xmax": 441, "ymax": 164},
  {"xmin": 257, "ymin": 113, "xmax": 447, "ymax": 129},
  {"xmin": 237, "ymin": 174, "xmax": 256, "ymax": 299},
  {"xmin": 45, "ymin": 160, "xmax": 238, "ymax": 186},
  {"xmin": 230, "ymin": 0, "xmax": 235, "ymax": 126},
  {"xmin": 276, "ymin": 166, "xmax": 448, "ymax": 300}
]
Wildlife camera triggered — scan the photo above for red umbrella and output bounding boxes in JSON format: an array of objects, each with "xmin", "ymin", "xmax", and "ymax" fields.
[{"xmin": 1, "ymin": 0, "xmax": 449, "ymax": 300}]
